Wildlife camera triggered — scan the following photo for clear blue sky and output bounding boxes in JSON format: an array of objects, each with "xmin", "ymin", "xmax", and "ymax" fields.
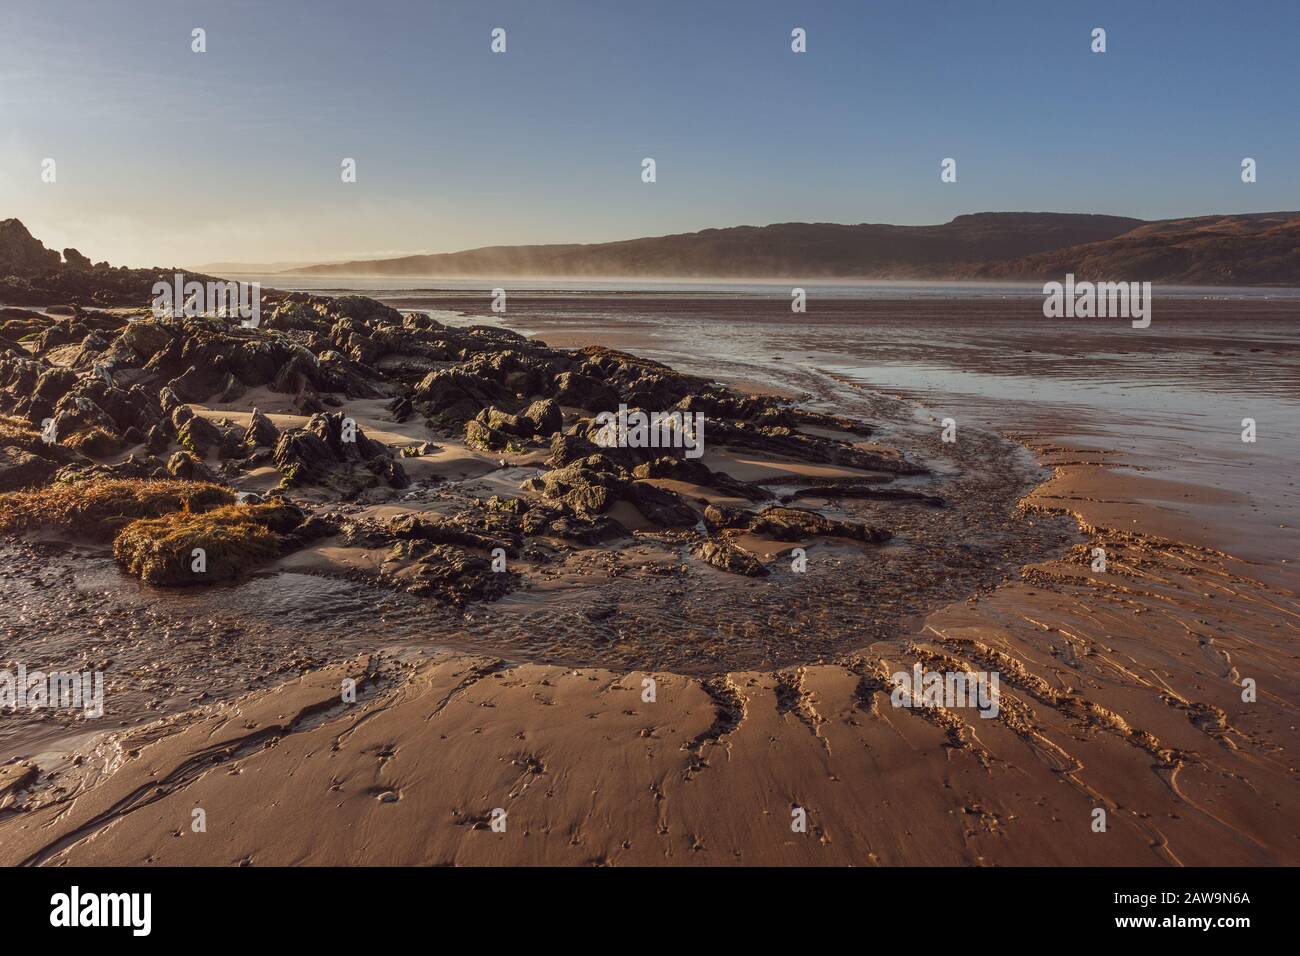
[{"xmin": 1, "ymin": 0, "xmax": 1295, "ymax": 266}]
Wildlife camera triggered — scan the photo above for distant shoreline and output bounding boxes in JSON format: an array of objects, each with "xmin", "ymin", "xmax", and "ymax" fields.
[{"xmin": 210, "ymin": 275, "xmax": 1300, "ymax": 301}]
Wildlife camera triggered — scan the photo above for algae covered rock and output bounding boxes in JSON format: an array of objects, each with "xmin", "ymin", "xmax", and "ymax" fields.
[{"xmin": 112, "ymin": 500, "xmax": 303, "ymax": 585}]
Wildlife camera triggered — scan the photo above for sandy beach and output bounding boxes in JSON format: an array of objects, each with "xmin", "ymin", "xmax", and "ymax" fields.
[{"xmin": 2, "ymin": 292, "xmax": 1294, "ymax": 866}]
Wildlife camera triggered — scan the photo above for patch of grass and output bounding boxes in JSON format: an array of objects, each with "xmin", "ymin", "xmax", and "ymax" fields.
[
  {"xmin": 0, "ymin": 415, "xmax": 40, "ymax": 448},
  {"xmin": 0, "ymin": 478, "xmax": 234, "ymax": 540},
  {"xmin": 113, "ymin": 503, "xmax": 290, "ymax": 585}
]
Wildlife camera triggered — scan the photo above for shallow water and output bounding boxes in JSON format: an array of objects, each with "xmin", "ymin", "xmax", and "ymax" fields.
[{"xmin": 440, "ymin": 295, "xmax": 1298, "ymax": 569}]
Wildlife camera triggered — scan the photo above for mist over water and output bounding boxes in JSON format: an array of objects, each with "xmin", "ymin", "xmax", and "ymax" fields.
[{"xmin": 246, "ymin": 275, "xmax": 1300, "ymax": 300}]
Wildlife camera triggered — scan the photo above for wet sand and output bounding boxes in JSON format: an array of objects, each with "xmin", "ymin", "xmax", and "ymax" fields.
[{"xmin": 2, "ymin": 295, "xmax": 1296, "ymax": 865}]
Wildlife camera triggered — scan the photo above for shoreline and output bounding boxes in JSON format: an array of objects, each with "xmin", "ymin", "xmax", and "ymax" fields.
[
  {"xmin": 3, "ymin": 424, "xmax": 1293, "ymax": 865},
  {"xmin": 0, "ymin": 291, "xmax": 1294, "ymax": 868},
  {"xmin": 2, "ymin": 293, "xmax": 1295, "ymax": 865}
]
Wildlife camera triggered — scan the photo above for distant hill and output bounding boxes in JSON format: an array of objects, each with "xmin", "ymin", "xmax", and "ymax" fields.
[
  {"xmin": 969, "ymin": 211, "xmax": 1300, "ymax": 286},
  {"xmin": 188, "ymin": 260, "xmax": 325, "ymax": 274},
  {"xmin": 290, "ymin": 213, "xmax": 1145, "ymax": 280}
]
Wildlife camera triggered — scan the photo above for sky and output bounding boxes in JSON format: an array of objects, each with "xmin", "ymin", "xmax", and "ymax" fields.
[{"xmin": 1, "ymin": 0, "xmax": 1296, "ymax": 268}]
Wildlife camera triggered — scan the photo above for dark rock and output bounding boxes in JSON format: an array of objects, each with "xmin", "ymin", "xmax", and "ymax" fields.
[
  {"xmin": 779, "ymin": 485, "xmax": 945, "ymax": 507},
  {"xmin": 553, "ymin": 371, "xmax": 619, "ymax": 410},
  {"xmin": 174, "ymin": 410, "xmax": 225, "ymax": 458},
  {"xmin": 166, "ymin": 450, "xmax": 221, "ymax": 483},
  {"xmin": 748, "ymin": 506, "xmax": 891, "ymax": 543},
  {"xmin": 695, "ymin": 539, "xmax": 769, "ymax": 577},
  {"xmin": 167, "ymin": 365, "xmax": 222, "ymax": 403},
  {"xmin": 626, "ymin": 481, "xmax": 698, "ymax": 526},
  {"xmin": 521, "ymin": 455, "xmax": 626, "ymax": 517},
  {"xmin": 273, "ymin": 412, "xmax": 408, "ymax": 493},
  {"xmin": 0, "ymin": 445, "xmax": 56, "ymax": 491},
  {"xmin": 389, "ymin": 543, "xmax": 515, "ymax": 604},
  {"xmin": 631, "ymin": 455, "xmax": 769, "ymax": 501},
  {"xmin": 215, "ymin": 372, "xmax": 246, "ymax": 403},
  {"xmin": 703, "ymin": 503, "xmax": 749, "ymax": 531},
  {"xmin": 243, "ymin": 409, "xmax": 280, "ymax": 448},
  {"xmin": 387, "ymin": 513, "xmax": 518, "ymax": 555}
]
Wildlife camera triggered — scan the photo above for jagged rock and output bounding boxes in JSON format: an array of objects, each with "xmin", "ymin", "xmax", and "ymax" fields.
[
  {"xmin": 707, "ymin": 419, "xmax": 927, "ymax": 475},
  {"xmin": 747, "ymin": 506, "xmax": 891, "ymax": 543},
  {"xmin": 166, "ymin": 450, "xmax": 220, "ymax": 483},
  {"xmin": 145, "ymin": 424, "xmax": 170, "ymax": 453},
  {"xmin": 412, "ymin": 366, "xmax": 514, "ymax": 429},
  {"xmin": 388, "ymin": 396, "xmax": 414, "ymax": 422},
  {"xmin": 51, "ymin": 392, "xmax": 115, "ymax": 433},
  {"xmin": 63, "ymin": 427, "xmax": 122, "ymax": 457},
  {"xmin": 174, "ymin": 410, "xmax": 225, "ymax": 459},
  {"xmin": 546, "ymin": 425, "xmax": 644, "ymax": 471},
  {"xmin": 522, "ymin": 452, "xmax": 697, "ymax": 526},
  {"xmin": 167, "ymin": 365, "xmax": 224, "ymax": 403},
  {"xmin": 34, "ymin": 367, "xmax": 78, "ymax": 406},
  {"xmin": 631, "ymin": 455, "xmax": 769, "ymax": 501},
  {"xmin": 157, "ymin": 386, "xmax": 182, "ymax": 416},
  {"xmin": 273, "ymin": 412, "xmax": 408, "ymax": 493},
  {"xmin": 542, "ymin": 514, "xmax": 629, "ymax": 544},
  {"xmin": 283, "ymin": 513, "xmax": 339, "ymax": 547},
  {"xmin": 519, "ymin": 399, "xmax": 563, "ymax": 435},
  {"xmin": 576, "ymin": 346, "xmax": 708, "ymax": 408},
  {"xmin": 0, "ymin": 270, "xmax": 926, "ymax": 611},
  {"xmin": 464, "ymin": 417, "xmax": 511, "ymax": 452},
  {"xmin": 292, "ymin": 391, "xmax": 326, "ymax": 414},
  {"xmin": 243, "ymin": 409, "xmax": 280, "ymax": 448},
  {"xmin": 120, "ymin": 318, "xmax": 174, "ymax": 356},
  {"xmin": 521, "ymin": 455, "xmax": 626, "ymax": 517},
  {"xmin": 552, "ymin": 370, "xmax": 619, "ymax": 410},
  {"xmin": 399, "ymin": 441, "xmax": 437, "ymax": 458},
  {"xmin": 384, "ymin": 542, "xmax": 514, "ymax": 604},
  {"xmin": 67, "ymin": 331, "xmax": 111, "ymax": 369},
  {"xmin": 477, "ymin": 495, "xmax": 626, "ymax": 544},
  {"xmin": 215, "ymin": 372, "xmax": 246, "ymax": 403},
  {"xmin": 0, "ymin": 219, "xmax": 61, "ymax": 274},
  {"xmin": 696, "ymin": 540, "xmax": 768, "ymax": 577}
]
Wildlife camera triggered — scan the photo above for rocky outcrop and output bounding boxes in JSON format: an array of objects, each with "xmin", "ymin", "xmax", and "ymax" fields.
[
  {"xmin": 747, "ymin": 506, "xmax": 891, "ymax": 543},
  {"xmin": 464, "ymin": 399, "xmax": 563, "ymax": 451},
  {"xmin": 521, "ymin": 455, "xmax": 628, "ymax": 517},
  {"xmin": 0, "ymin": 220, "xmax": 211, "ymax": 306},
  {"xmin": 0, "ymin": 233, "xmax": 934, "ymax": 595},
  {"xmin": 243, "ymin": 409, "xmax": 280, "ymax": 448},
  {"xmin": 274, "ymin": 412, "xmax": 408, "ymax": 494},
  {"xmin": 631, "ymin": 455, "xmax": 769, "ymax": 501},
  {"xmin": 0, "ymin": 219, "xmax": 61, "ymax": 275}
]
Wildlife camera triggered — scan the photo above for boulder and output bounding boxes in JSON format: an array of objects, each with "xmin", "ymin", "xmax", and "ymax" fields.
[
  {"xmin": 243, "ymin": 409, "xmax": 280, "ymax": 448},
  {"xmin": 695, "ymin": 540, "xmax": 768, "ymax": 577}
]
